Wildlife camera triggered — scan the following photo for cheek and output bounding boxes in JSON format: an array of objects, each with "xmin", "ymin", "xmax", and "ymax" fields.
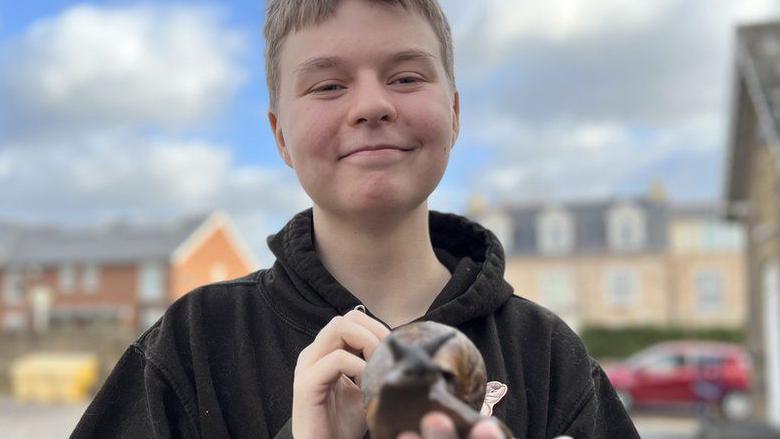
[
  {"xmin": 286, "ymin": 104, "xmax": 340, "ymax": 163},
  {"xmin": 406, "ymin": 97, "xmax": 454, "ymax": 151}
]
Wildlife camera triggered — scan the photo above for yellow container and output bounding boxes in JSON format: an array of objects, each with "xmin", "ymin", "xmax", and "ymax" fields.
[{"xmin": 10, "ymin": 352, "xmax": 99, "ymax": 404}]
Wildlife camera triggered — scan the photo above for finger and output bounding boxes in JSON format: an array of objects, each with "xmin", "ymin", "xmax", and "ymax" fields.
[
  {"xmin": 421, "ymin": 412, "xmax": 458, "ymax": 439},
  {"xmin": 299, "ymin": 349, "xmax": 366, "ymax": 391},
  {"xmin": 397, "ymin": 432, "xmax": 422, "ymax": 439},
  {"xmin": 344, "ymin": 309, "xmax": 391, "ymax": 341},
  {"xmin": 297, "ymin": 316, "xmax": 381, "ymax": 368},
  {"xmin": 469, "ymin": 419, "xmax": 506, "ymax": 439}
]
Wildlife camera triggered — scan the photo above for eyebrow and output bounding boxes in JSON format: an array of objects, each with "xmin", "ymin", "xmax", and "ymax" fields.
[{"xmin": 293, "ymin": 49, "xmax": 437, "ymax": 76}]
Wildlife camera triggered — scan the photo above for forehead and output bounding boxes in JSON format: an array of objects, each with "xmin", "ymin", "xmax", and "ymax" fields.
[{"xmin": 277, "ymin": 0, "xmax": 442, "ymax": 76}]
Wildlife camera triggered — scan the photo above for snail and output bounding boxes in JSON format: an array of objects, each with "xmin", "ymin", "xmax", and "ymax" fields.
[{"xmin": 361, "ymin": 321, "xmax": 513, "ymax": 439}]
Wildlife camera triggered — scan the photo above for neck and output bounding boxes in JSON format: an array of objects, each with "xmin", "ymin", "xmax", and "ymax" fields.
[{"xmin": 312, "ymin": 203, "xmax": 452, "ymax": 328}]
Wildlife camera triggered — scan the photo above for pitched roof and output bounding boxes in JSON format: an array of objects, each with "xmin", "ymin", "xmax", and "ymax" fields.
[
  {"xmin": 669, "ymin": 203, "xmax": 729, "ymax": 220},
  {"xmin": 504, "ymin": 198, "xmax": 669, "ymax": 256},
  {"xmin": 726, "ymin": 21, "xmax": 780, "ymax": 210},
  {"xmin": 0, "ymin": 214, "xmax": 208, "ymax": 266}
]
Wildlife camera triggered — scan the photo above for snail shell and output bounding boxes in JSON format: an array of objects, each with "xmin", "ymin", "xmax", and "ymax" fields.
[{"xmin": 361, "ymin": 321, "xmax": 488, "ymax": 439}]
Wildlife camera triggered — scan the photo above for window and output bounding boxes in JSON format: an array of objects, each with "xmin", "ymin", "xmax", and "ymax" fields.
[
  {"xmin": 59, "ymin": 265, "xmax": 76, "ymax": 293},
  {"xmin": 694, "ymin": 354, "xmax": 726, "ymax": 370},
  {"xmin": 82, "ymin": 264, "xmax": 100, "ymax": 294},
  {"xmin": 605, "ymin": 268, "xmax": 641, "ymax": 307},
  {"xmin": 537, "ymin": 208, "xmax": 574, "ymax": 255},
  {"xmin": 700, "ymin": 221, "xmax": 744, "ymax": 251},
  {"xmin": 607, "ymin": 203, "xmax": 646, "ymax": 252},
  {"xmin": 139, "ymin": 263, "xmax": 165, "ymax": 302},
  {"xmin": 696, "ymin": 269, "xmax": 725, "ymax": 312},
  {"xmin": 642, "ymin": 354, "xmax": 684, "ymax": 375},
  {"xmin": 3, "ymin": 268, "xmax": 22, "ymax": 305},
  {"xmin": 538, "ymin": 270, "xmax": 576, "ymax": 312}
]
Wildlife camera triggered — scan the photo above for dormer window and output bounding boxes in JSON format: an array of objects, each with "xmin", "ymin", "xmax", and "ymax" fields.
[
  {"xmin": 607, "ymin": 202, "xmax": 646, "ymax": 252},
  {"xmin": 537, "ymin": 208, "xmax": 574, "ymax": 255}
]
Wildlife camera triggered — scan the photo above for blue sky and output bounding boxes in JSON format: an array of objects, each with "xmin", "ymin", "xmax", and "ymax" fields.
[{"xmin": 1, "ymin": 0, "xmax": 779, "ymax": 263}]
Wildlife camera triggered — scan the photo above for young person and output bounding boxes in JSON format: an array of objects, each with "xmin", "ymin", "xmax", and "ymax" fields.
[{"xmin": 71, "ymin": 1, "xmax": 640, "ymax": 438}]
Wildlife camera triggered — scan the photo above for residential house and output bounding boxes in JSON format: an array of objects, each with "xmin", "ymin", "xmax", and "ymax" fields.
[
  {"xmin": 0, "ymin": 212, "xmax": 257, "ymax": 332},
  {"xmin": 471, "ymin": 193, "xmax": 746, "ymax": 334},
  {"xmin": 724, "ymin": 20, "xmax": 780, "ymax": 428}
]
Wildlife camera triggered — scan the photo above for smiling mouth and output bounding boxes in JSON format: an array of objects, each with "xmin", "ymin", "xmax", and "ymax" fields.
[{"xmin": 340, "ymin": 145, "xmax": 414, "ymax": 159}]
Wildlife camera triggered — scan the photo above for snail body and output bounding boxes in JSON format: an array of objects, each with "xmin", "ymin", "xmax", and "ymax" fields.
[{"xmin": 361, "ymin": 321, "xmax": 511, "ymax": 439}]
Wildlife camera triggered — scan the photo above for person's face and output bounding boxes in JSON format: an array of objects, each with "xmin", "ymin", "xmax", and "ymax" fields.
[{"xmin": 268, "ymin": 0, "xmax": 459, "ymax": 218}]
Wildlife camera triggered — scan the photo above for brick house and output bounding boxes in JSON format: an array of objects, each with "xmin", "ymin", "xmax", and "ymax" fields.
[
  {"xmin": 470, "ymin": 191, "xmax": 745, "ymax": 334},
  {"xmin": 0, "ymin": 212, "xmax": 257, "ymax": 332},
  {"xmin": 725, "ymin": 21, "xmax": 780, "ymax": 427}
]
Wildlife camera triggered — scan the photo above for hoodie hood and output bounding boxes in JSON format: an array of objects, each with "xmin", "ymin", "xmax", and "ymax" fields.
[{"xmin": 264, "ymin": 208, "xmax": 515, "ymax": 332}]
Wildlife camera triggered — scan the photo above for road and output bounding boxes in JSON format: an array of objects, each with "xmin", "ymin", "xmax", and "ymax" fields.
[{"xmin": 0, "ymin": 397, "xmax": 87, "ymax": 438}]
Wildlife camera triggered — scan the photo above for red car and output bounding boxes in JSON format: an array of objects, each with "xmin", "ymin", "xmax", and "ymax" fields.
[{"xmin": 604, "ymin": 341, "xmax": 753, "ymax": 420}]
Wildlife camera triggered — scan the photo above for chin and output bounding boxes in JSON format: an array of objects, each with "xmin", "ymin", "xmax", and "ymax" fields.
[{"xmin": 322, "ymin": 193, "xmax": 431, "ymax": 220}]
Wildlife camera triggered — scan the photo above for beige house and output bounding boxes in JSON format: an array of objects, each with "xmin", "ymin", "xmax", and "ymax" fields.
[
  {"xmin": 724, "ymin": 20, "xmax": 780, "ymax": 428},
  {"xmin": 472, "ymin": 196, "xmax": 745, "ymax": 334},
  {"xmin": 0, "ymin": 212, "xmax": 258, "ymax": 332}
]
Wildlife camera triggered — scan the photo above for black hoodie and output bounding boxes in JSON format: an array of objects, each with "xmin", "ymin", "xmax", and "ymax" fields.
[{"xmin": 71, "ymin": 209, "xmax": 639, "ymax": 439}]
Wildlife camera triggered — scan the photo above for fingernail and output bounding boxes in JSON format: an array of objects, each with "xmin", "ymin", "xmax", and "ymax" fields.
[
  {"xmin": 421, "ymin": 412, "xmax": 456, "ymax": 439},
  {"xmin": 470, "ymin": 419, "xmax": 505, "ymax": 439}
]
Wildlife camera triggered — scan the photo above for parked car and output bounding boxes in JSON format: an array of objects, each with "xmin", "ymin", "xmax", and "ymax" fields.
[{"xmin": 604, "ymin": 341, "xmax": 753, "ymax": 420}]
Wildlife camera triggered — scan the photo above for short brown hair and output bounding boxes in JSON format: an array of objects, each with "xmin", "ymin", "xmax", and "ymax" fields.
[{"xmin": 264, "ymin": 0, "xmax": 455, "ymax": 112}]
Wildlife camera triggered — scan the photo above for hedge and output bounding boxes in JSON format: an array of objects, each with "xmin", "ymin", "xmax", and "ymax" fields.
[{"xmin": 581, "ymin": 326, "xmax": 746, "ymax": 361}]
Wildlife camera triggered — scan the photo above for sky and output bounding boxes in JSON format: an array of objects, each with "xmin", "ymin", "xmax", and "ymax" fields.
[{"xmin": 1, "ymin": 0, "xmax": 779, "ymax": 264}]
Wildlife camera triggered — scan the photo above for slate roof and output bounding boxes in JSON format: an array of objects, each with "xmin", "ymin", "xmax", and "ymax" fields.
[
  {"xmin": 669, "ymin": 203, "xmax": 729, "ymax": 220},
  {"xmin": 0, "ymin": 214, "xmax": 208, "ymax": 266},
  {"xmin": 504, "ymin": 198, "xmax": 669, "ymax": 256}
]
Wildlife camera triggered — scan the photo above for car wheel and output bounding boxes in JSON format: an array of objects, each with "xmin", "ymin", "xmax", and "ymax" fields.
[
  {"xmin": 616, "ymin": 390, "xmax": 633, "ymax": 412},
  {"xmin": 720, "ymin": 391, "xmax": 752, "ymax": 421}
]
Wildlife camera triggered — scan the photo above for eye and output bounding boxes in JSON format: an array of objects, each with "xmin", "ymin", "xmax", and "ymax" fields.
[
  {"xmin": 311, "ymin": 83, "xmax": 345, "ymax": 93},
  {"xmin": 392, "ymin": 76, "xmax": 423, "ymax": 85},
  {"xmin": 441, "ymin": 370, "xmax": 457, "ymax": 385},
  {"xmin": 440, "ymin": 370, "xmax": 458, "ymax": 393}
]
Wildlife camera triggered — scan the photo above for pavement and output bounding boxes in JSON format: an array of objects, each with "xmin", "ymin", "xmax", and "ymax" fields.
[
  {"xmin": 0, "ymin": 395, "xmax": 702, "ymax": 439},
  {"xmin": 633, "ymin": 413, "xmax": 700, "ymax": 439}
]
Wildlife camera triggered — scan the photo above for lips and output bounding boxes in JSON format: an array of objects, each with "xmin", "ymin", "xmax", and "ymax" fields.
[{"xmin": 340, "ymin": 144, "xmax": 414, "ymax": 159}]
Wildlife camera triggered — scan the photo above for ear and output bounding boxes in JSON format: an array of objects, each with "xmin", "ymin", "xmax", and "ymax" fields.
[
  {"xmin": 450, "ymin": 89, "xmax": 460, "ymax": 148},
  {"xmin": 268, "ymin": 110, "xmax": 294, "ymax": 168}
]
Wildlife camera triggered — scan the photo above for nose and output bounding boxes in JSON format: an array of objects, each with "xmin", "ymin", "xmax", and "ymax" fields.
[{"xmin": 348, "ymin": 77, "xmax": 398, "ymax": 127}]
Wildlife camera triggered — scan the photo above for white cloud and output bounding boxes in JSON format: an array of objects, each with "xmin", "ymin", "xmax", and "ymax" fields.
[
  {"xmin": 440, "ymin": 0, "xmax": 780, "ymax": 203},
  {"xmin": 465, "ymin": 111, "xmax": 724, "ymax": 202},
  {"xmin": 735, "ymin": 0, "xmax": 780, "ymax": 23},
  {"xmin": 0, "ymin": 136, "xmax": 309, "ymax": 218},
  {"xmin": 0, "ymin": 4, "xmax": 247, "ymax": 139},
  {"xmin": 483, "ymin": 0, "xmax": 668, "ymax": 44},
  {"xmin": 0, "ymin": 153, "xmax": 11, "ymax": 179}
]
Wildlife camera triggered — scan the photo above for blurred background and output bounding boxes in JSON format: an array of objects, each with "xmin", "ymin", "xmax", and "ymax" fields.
[{"xmin": 2, "ymin": 0, "xmax": 780, "ymax": 438}]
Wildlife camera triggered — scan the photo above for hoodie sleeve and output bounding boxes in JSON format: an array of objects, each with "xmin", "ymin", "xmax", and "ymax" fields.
[
  {"xmin": 70, "ymin": 345, "xmax": 197, "ymax": 439},
  {"xmin": 555, "ymin": 358, "xmax": 640, "ymax": 438}
]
